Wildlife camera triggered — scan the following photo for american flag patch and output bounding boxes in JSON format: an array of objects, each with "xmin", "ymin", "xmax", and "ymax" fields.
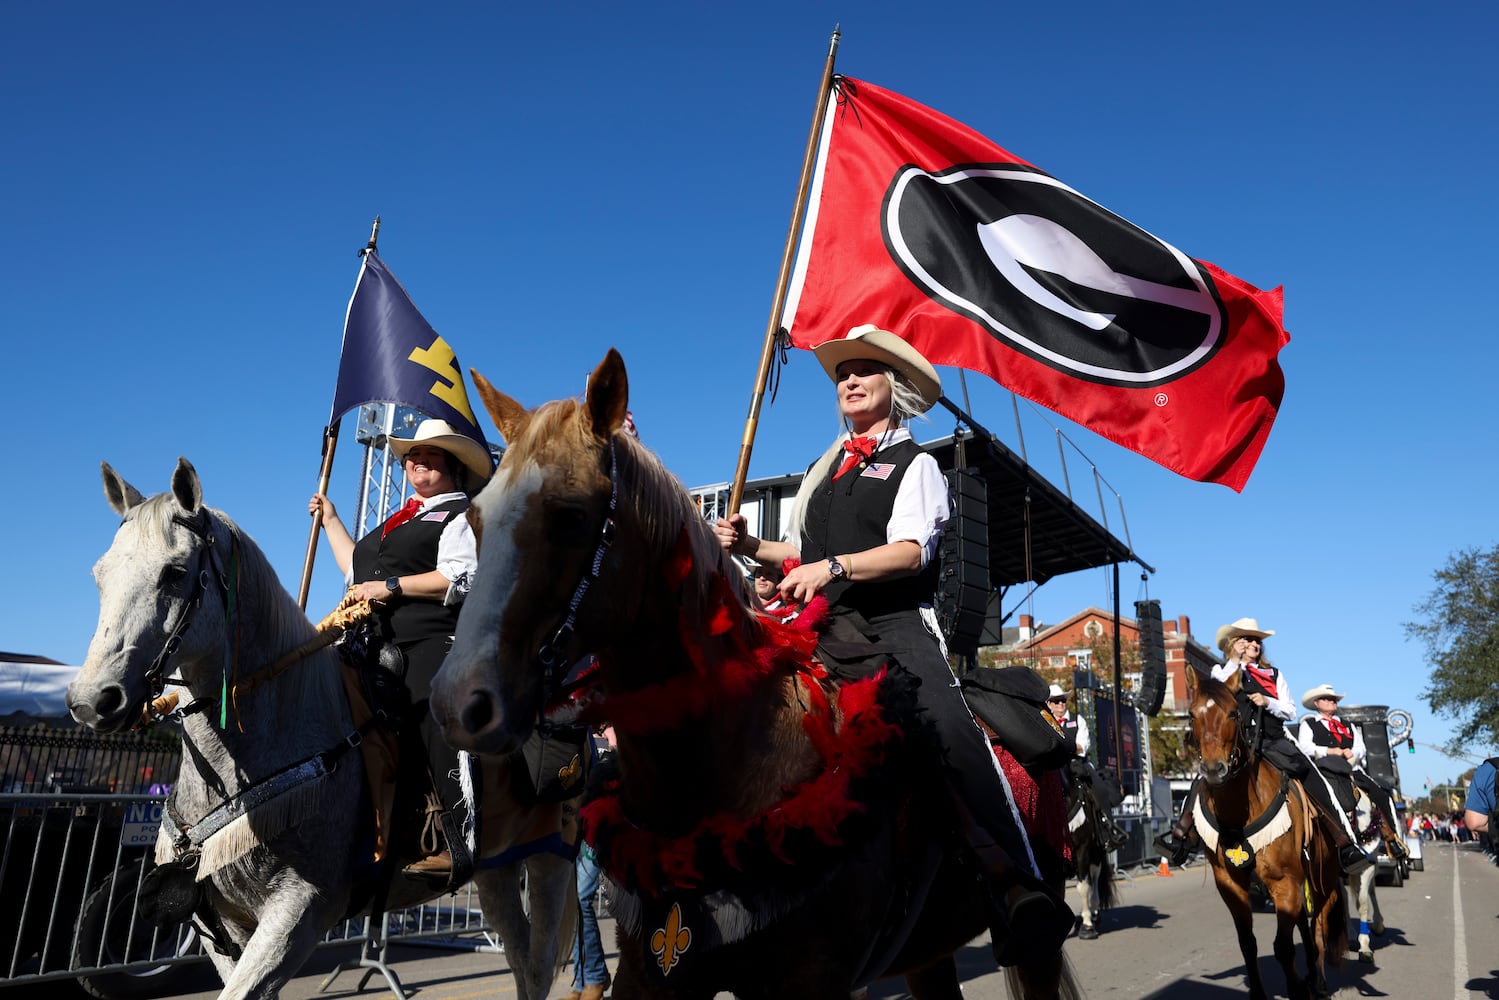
[
  {"xmin": 860, "ymin": 463, "xmax": 895, "ymax": 481},
  {"xmin": 421, "ymin": 510, "xmax": 451, "ymax": 522}
]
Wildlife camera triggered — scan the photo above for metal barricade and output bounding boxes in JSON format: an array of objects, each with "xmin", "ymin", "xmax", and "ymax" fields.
[{"xmin": 0, "ymin": 724, "xmax": 505, "ymax": 998}]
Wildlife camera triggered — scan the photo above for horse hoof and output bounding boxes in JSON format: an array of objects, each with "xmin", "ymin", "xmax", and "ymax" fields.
[
  {"xmin": 1359, "ymin": 949, "xmax": 1374, "ymax": 963},
  {"xmin": 1079, "ymin": 925, "xmax": 1099, "ymax": 940}
]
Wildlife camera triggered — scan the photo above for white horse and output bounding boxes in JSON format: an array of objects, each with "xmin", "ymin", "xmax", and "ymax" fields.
[
  {"xmin": 67, "ymin": 459, "xmax": 577, "ymax": 1000},
  {"xmin": 1345, "ymin": 790, "xmax": 1385, "ymax": 963}
]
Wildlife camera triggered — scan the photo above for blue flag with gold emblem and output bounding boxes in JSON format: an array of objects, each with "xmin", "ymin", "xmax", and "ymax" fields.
[{"xmin": 329, "ymin": 250, "xmax": 485, "ymax": 448}]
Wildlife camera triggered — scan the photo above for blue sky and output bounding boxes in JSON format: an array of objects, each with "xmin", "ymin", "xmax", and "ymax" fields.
[{"xmin": 5, "ymin": 3, "xmax": 1494, "ymax": 784}]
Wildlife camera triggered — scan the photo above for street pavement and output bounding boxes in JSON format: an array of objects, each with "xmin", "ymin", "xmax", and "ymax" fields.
[{"xmin": 157, "ymin": 841, "xmax": 1498, "ymax": 999}]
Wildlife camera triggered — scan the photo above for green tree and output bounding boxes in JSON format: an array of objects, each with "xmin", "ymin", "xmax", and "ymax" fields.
[{"xmin": 1405, "ymin": 545, "xmax": 1499, "ymax": 753}]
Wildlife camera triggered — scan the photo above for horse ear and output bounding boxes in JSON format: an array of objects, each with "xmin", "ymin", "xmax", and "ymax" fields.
[
  {"xmin": 170, "ymin": 457, "xmax": 202, "ymax": 513},
  {"xmin": 585, "ymin": 349, "xmax": 629, "ymax": 441},
  {"xmin": 471, "ymin": 368, "xmax": 529, "ymax": 445},
  {"xmin": 100, "ymin": 462, "xmax": 144, "ymax": 516},
  {"xmin": 1184, "ymin": 664, "xmax": 1201, "ymax": 698}
]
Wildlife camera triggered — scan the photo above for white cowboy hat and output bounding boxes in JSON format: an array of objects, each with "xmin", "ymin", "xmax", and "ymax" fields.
[
  {"xmin": 1047, "ymin": 683, "xmax": 1067, "ymax": 699},
  {"xmin": 388, "ymin": 419, "xmax": 493, "ymax": 486},
  {"xmin": 1215, "ymin": 617, "xmax": 1276, "ymax": 650},
  {"xmin": 1301, "ymin": 684, "xmax": 1346, "ymax": 710},
  {"xmin": 811, "ymin": 324, "xmax": 942, "ymax": 413}
]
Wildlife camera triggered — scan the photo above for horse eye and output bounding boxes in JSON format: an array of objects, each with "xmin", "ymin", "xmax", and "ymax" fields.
[
  {"xmin": 547, "ymin": 506, "xmax": 590, "ymax": 545},
  {"xmin": 158, "ymin": 564, "xmax": 188, "ymax": 588}
]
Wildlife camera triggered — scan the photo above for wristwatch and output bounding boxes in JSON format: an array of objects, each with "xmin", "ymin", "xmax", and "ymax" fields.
[
  {"xmin": 827, "ymin": 557, "xmax": 846, "ymax": 581},
  {"xmin": 385, "ymin": 576, "xmax": 402, "ymax": 596}
]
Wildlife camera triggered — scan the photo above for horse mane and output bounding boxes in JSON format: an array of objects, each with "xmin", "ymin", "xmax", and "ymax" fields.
[
  {"xmin": 522, "ymin": 397, "xmax": 761, "ymax": 652},
  {"xmin": 129, "ymin": 492, "xmax": 333, "ymax": 706}
]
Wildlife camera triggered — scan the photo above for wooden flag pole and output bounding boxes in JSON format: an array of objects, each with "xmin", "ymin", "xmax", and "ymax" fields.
[
  {"xmin": 726, "ymin": 26, "xmax": 840, "ymax": 515},
  {"xmin": 296, "ymin": 423, "xmax": 339, "ymax": 610},
  {"xmin": 296, "ymin": 217, "xmax": 382, "ymax": 610}
]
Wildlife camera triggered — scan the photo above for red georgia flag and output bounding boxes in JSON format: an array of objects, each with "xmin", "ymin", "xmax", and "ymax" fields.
[{"xmin": 782, "ymin": 77, "xmax": 1289, "ymax": 492}]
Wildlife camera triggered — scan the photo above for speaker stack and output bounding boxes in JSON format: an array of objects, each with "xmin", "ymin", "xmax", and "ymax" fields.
[
  {"xmin": 936, "ymin": 469, "xmax": 990, "ymax": 659},
  {"xmin": 1133, "ymin": 598, "xmax": 1167, "ymax": 716}
]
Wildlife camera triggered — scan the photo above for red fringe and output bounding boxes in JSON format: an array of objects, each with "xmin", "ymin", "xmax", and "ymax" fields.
[{"xmin": 992, "ymin": 744, "xmax": 1071, "ymax": 865}]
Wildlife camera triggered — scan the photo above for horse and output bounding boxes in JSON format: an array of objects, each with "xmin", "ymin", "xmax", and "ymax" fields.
[
  {"xmin": 1345, "ymin": 789, "xmax": 1385, "ymax": 963},
  {"xmin": 1061, "ymin": 762, "xmax": 1121, "ymax": 940},
  {"xmin": 1184, "ymin": 666, "xmax": 1347, "ymax": 1000},
  {"xmin": 66, "ymin": 459, "xmax": 577, "ymax": 1000},
  {"xmin": 429, "ymin": 349, "xmax": 1081, "ymax": 1000}
]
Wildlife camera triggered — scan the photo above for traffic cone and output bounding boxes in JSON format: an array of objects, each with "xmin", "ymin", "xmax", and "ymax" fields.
[{"xmin": 1156, "ymin": 857, "xmax": 1173, "ymax": 877}]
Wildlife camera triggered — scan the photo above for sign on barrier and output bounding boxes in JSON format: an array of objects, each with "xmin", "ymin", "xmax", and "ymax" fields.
[{"xmin": 119, "ymin": 801, "xmax": 162, "ymax": 847}]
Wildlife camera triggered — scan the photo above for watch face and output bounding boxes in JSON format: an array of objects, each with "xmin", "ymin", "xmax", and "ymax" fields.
[
  {"xmin": 386, "ymin": 577, "xmax": 401, "ymax": 592},
  {"xmin": 829, "ymin": 558, "xmax": 844, "ymax": 579}
]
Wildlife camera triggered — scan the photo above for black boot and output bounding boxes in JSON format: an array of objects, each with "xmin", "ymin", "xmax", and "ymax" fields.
[
  {"xmin": 1327, "ymin": 815, "xmax": 1374, "ymax": 876},
  {"xmin": 1153, "ymin": 807, "xmax": 1198, "ymax": 867},
  {"xmin": 969, "ymin": 841, "xmax": 1076, "ymax": 968}
]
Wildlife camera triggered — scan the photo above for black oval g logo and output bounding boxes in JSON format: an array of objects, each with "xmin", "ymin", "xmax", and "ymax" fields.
[{"xmin": 883, "ymin": 164, "xmax": 1227, "ymax": 387}]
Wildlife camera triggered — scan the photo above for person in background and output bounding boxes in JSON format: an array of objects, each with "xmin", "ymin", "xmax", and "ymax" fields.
[
  {"xmin": 1154, "ymin": 618, "xmax": 1375, "ymax": 876},
  {"xmin": 1296, "ymin": 684, "xmax": 1408, "ymax": 861},
  {"xmin": 1047, "ymin": 683, "xmax": 1089, "ymax": 757},
  {"xmin": 714, "ymin": 324, "xmax": 1073, "ymax": 967},
  {"xmin": 567, "ymin": 724, "xmax": 617, "ymax": 1000},
  {"xmin": 1465, "ymin": 758, "xmax": 1496, "ymax": 835},
  {"xmin": 309, "ymin": 418, "xmax": 492, "ymax": 879}
]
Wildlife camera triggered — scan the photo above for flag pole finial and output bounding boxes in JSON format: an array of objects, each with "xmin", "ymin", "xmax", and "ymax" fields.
[{"xmin": 361, "ymin": 215, "xmax": 382, "ymax": 257}]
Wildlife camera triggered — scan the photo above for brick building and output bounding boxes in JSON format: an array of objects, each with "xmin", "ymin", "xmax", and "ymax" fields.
[{"xmin": 981, "ymin": 607, "xmax": 1218, "ymax": 713}]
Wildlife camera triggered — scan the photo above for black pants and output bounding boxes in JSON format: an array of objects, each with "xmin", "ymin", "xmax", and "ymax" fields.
[
  {"xmin": 823, "ymin": 607, "xmax": 1037, "ymax": 875},
  {"xmin": 399, "ymin": 634, "xmax": 464, "ymax": 812}
]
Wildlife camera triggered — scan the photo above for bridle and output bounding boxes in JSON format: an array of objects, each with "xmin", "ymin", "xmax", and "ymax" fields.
[
  {"xmin": 1197, "ymin": 694, "xmax": 1262, "ymax": 785},
  {"xmin": 536, "ymin": 438, "xmax": 619, "ymax": 707},
  {"xmin": 142, "ymin": 507, "xmax": 236, "ymax": 707}
]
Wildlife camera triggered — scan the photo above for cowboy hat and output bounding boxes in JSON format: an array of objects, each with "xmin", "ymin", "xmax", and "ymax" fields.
[
  {"xmin": 1215, "ymin": 617, "xmax": 1276, "ymax": 650},
  {"xmin": 812, "ymin": 324, "xmax": 942, "ymax": 413},
  {"xmin": 388, "ymin": 419, "xmax": 494, "ymax": 486},
  {"xmin": 1301, "ymin": 684, "xmax": 1346, "ymax": 710},
  {"xmin": 1047, "ymin": 683, "xmax": 1067, "ymax": 699}
]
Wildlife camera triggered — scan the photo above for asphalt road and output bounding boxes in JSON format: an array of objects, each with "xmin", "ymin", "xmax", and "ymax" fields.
[{"xmin": 157, "ymin": 841, "xmax": 1498, "ymax": 999}]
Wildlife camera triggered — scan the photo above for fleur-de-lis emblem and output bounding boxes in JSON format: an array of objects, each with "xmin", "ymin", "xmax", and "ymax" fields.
[
  {"xmin": 650, "ymin": 902, "xmax": 692, "ymax": 976},
  {"xmin": 558, "ymin": 753, "xmax": 582, "ymax": 788},
  {"xmin": 1223, "ymin": 844, "xmax": 1250, "ymax": 868}
]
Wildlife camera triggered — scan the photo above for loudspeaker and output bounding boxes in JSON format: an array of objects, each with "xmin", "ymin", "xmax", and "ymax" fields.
[
  {"xmin": 936, "ymin": 469, "xmax": 989, "ymax": 658},
  {"xmin": 1340, "ymin": 705, "xmax": 1396, "ymax": 789},
  {"xmin": 1133, "ymin": 599, "xmax": 1167, "ymax": 717}
]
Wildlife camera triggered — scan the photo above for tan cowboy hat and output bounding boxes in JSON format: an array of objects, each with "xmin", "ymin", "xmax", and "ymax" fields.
[
  {"xmin": 388, "ymin": 419, "xmax": 493, "ymax": 486},
  {"xmin": 1047, "ymin": 683, "xmax": 1067, "ymax": 699},
  {"xmin": 812, "ymin": 324, "xmax": 942, "ymax": 413},
  {"xmin": 1215, "ymin": 617, "xmax": 1276, "ymax": 650},
  {"xmin": 1301, "ymin": 684, "xmax": 1346, "ymax": 710}
]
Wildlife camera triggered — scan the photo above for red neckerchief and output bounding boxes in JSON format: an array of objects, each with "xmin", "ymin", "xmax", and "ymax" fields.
[
  {"xmin": 832, "ymin": 436, "xmax": 877, "ymax": 480},
  {"xmin": 381, "ymin": 496, "xmax": 424, "ymax": 538},
  {"xmin": 1242, "ymin": 662, "xmax": 1277, "ymax": 698},
  {"xmin": 1325, "ymin": 715, "xmax": 1352, "ymax": 744}
]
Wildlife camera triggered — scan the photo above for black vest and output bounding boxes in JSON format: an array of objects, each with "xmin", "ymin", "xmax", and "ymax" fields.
[
  {"xmin": 351, "ymin": 497, "xmax": 469, "ymax": 643},
  {"xmin": 1059, "ymin": 716, "xmax": 1081, "ymax": 755},
  {"xmin": 799, "ymin": 438, "xmax": 940, "ymax": 620},
  {"xmin": 1235, "ymin": 663, "xmax": 1285, "ymax": 739},
  {"xmin": 1305, "ymin": 715, "xmax": 1356, "ymax": 751}
]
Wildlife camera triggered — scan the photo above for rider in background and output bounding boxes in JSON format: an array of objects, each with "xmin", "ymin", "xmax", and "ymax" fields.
[
  {"xmin": 1154, "ymin": 617, "xmax": 1375, "ymax": 876},
  {"xmin": 714, "ymin": 324, "xmax": 1074, "ymax": 967},
  {"xmin": 310, "ymin": 418, "xmax": 491, "ymax": 879},
  {"xmin": 1296, "ymin": 683, "xmax": 1409, "ymax": 862},
  {"xmin": 1048, "ymin": 683, "xmax": 1089, "ymax": 757}
]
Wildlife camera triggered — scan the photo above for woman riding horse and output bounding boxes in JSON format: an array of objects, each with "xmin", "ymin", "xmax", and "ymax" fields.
[
  {"xmin": 1296, "ymin": 683, "xmax": 1408, "ymax": 862},
  {"xmin": 1155, "ymin": 617, "xmax": 1375, "ymax": 876},
  {"xmin": 714, "ymin": 324, "xmax": 1073, "ymax": 966}
]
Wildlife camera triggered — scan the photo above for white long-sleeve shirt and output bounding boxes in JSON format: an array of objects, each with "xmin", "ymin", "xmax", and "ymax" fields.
[
  {"xmin": 1296, "ymin": 714, "xmax": 1368, "ymax": 767},
  {"xmin": 1211, "ymin": 661, "xmax": 1296, "ymax": 724}
]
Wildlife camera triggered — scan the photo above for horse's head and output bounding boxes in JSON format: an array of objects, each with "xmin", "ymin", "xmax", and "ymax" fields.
[
  {"xmin": 69, "ymin": 458, "xmax": 234, "ymax": 732},
  {"xmin": 433, "ymin": 349, "xmax": 757, "ymax": 756},
  {"xmin": 1185, "ymin": 667, "xmax": 1252, "ymax": 786}
]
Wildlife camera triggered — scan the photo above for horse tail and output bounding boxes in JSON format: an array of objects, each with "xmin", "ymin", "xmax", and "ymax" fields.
[
  {"xmin": 1096, "ymin": 852, "xmax": 1117, "ymax": 912},
  {"xmin": 552, "ymin": 863, "xmax": 581, "ymax": 984},
  {"xmin": 1004, "ymin": 948, "xmax": 1084, "ymax": 1000}
]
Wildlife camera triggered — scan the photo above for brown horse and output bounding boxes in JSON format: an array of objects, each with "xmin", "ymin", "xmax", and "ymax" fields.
[
  {"xmin": 430, "ymin": 350, "xmax": 1080, "ymax": 1000},
  {"xmin": 1185, "ymin": 667, "xmax": 1346, "ymax": 1000}
]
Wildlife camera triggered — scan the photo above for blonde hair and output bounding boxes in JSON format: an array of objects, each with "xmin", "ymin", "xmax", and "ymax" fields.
[{"xmin": 787, "ymin": 365, "xmax": 927, "ymax": 545}]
